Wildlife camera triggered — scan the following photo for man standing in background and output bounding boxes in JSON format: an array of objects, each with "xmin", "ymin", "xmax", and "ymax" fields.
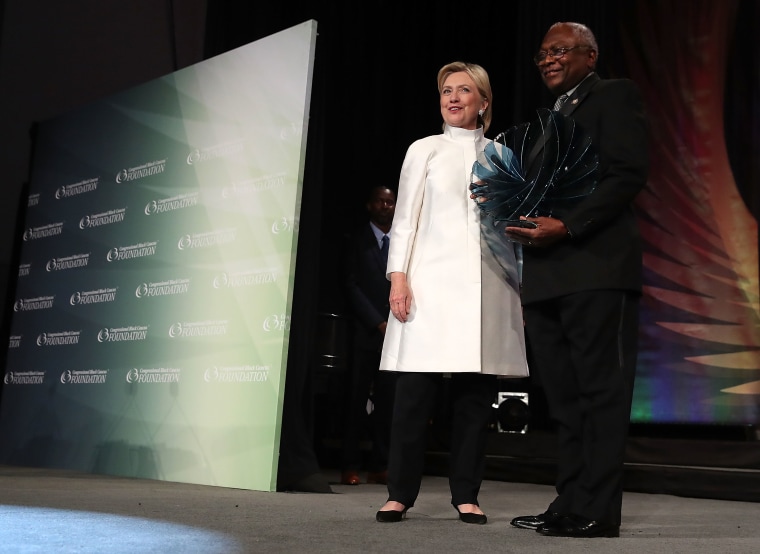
[{"xmin": 340, "ymin": 185, "xmax": 397, "ymax": 486}]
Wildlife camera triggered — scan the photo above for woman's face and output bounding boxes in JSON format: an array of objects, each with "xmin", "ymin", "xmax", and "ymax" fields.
[{"xmin": 440, "ymin": 71, "xmax": 486, "ymax": 130}]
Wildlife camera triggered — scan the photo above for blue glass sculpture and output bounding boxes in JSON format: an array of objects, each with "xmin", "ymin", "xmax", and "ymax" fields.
[{"xmin": 470, "ymin": 108, "xmax": 598, "ymax": 230}]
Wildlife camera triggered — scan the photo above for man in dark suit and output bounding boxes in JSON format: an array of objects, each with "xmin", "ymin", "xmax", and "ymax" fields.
[
  {"xmin": 340, "ymin": 185, "xmax": 397, "ymax": 486},
  {"xmin": 505, "ymin": 22, "xmax": 649, "ymax": 538}
]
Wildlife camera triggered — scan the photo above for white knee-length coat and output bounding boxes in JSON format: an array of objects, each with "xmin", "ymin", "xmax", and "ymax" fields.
[{"xmin": 379, "ymin": 125, "xmax": 529, "ymax": 376}]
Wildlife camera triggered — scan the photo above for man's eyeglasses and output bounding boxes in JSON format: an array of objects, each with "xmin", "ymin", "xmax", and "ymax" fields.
[{"xmin": 533, "ymin": 45, "xmax": 588, "ymax": 65}]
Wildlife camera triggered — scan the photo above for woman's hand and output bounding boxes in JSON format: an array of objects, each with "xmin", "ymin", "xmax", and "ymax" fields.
[{"xmin": 389, "ymin": 272, "xmax": 412, "ymax": 323}]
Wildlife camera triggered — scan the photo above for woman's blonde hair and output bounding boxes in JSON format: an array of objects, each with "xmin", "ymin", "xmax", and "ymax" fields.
[{"xmin": 437, "ymin": 61, "xmax": 493, "ymax": 133}]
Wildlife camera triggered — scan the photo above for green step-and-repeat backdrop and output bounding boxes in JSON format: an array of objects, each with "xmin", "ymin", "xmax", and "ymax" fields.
[{"xmin": 0, "ymin": 20, "xmax": 318, "ymax": 491}]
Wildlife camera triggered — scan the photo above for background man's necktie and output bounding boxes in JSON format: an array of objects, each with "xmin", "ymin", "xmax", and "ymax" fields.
[
  {"xmin": 553, "ymin": 94, "xmax": 569, "ymax": 111},
  {"xmin": 380, "ymin": 235, "xmax": 389, "ymax": 264}
]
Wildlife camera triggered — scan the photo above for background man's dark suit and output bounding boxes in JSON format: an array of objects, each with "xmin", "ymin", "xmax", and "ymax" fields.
[{"xmin": 340, "ymin": 189, "xmax": 397, "ymax": 484}]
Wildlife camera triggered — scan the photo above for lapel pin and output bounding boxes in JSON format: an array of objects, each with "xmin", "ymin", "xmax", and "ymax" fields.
[{"xmin": 571, "ymin": 98, "xmax": 579, "ymax": 105}]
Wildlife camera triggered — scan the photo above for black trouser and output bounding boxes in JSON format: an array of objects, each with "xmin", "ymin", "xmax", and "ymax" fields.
[
  {"xmin": 385, "ymin": 372, "xmax": 497, "ymax": 508},
  {"xmin": 341, "ymin": 345, "xmax": 397, "ymax": 473},
  {"xmin": 524, "ymin": 290, "xmax": 639, "ymax": 525}
]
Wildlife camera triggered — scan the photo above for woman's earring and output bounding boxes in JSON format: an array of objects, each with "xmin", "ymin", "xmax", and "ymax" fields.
[{"xmin": 478, "ymin": 109, "xmax": 484, "ymax": 116}]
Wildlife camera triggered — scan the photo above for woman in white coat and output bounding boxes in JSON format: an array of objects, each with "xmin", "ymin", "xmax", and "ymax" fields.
[{"xmin": 375, "ymin": 61, "xmax": 529, "ymax": 524}]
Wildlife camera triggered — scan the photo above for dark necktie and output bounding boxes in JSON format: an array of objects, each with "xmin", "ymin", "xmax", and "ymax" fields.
[
  {"xmin": 553, "ymin": 94, "xmax": 569, "ymax": 111},
  {"xmin": 380, "ymin": 235, "xmax": 389, "ymax": 264}
]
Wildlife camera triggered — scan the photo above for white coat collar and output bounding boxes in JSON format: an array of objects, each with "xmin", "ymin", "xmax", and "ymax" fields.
[{"xmin": 443, "ymin": 125, "xmax": 484, "ymax": 142}]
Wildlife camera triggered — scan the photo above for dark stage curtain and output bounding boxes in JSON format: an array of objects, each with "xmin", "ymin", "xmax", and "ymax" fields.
[{"xmin": 725, "ymin": 0, "xmax": 760, "ymax": 232}]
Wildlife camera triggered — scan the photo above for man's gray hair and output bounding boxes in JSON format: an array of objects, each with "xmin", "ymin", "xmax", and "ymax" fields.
[{"xmin": 549, "ymin": 22, "xmax": 599, "ymax": 52}]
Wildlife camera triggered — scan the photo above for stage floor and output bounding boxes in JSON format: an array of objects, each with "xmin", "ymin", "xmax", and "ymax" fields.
[{"xmin": 1, "ymin": 464, "xmax": 759, "ymax": 553}]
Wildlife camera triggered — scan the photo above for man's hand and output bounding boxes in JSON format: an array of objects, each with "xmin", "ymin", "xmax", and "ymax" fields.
[{"xmin": 505, "ymin": 216, "xmax": 570, "ymax": 248}]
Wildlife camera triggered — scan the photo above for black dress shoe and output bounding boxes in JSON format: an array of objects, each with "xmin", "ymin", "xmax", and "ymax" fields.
[
  {"xmin": 537, "ymin": 514, "xmax": 620, "ymax": 538},
  {"xmin": 456, "ymin": 508, "xmax": 487, "ymax": 525},
  {"xmin": 510, "ymin": 510, "xmax": 562, "ymax": 530},
  {"xmin": 375, "ymin": 508, "xmax": 408, "ymax": 522},
  {"xmin": 340, "ymin": 470, "xmax": 361, "ymax": 485}
]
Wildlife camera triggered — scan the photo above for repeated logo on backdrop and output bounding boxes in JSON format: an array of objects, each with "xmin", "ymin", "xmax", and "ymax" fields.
[{"xmin": 0, "ymin": 20, "xmax": 317, "ymax": 491}]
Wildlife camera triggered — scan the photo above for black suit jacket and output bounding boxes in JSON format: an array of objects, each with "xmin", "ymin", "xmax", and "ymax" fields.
[
  {"xmin": 521, "ymin": 73, "xmax": 649, "ymax": 304},
  {"xmin": 344, "ymin": 223, "xmax": 391, "ymax": 351}
]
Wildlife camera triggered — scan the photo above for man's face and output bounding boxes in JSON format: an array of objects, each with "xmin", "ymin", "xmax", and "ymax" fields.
[
  {"xmin": 536, "ymin": 24, "xmax": 596, "ymax": 95},
  {"xmin": 367, "ymin": 187, "xmax": 396, "ymax": 227}
]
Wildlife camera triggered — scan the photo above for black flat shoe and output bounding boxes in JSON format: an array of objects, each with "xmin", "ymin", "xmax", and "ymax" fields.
[
  {"xmin": 457, "ymin": 509, "xmax": 487, "ymax": 525},
  {"xmin": 510, "ymin": 510, "xmax": 562, "ymax": 530},
  {"xmin": 537, "ymin": 514, "xmax": 619, "ymax": 538},
  {"xmin": 375, "ymin": 508, "xmax": 407, "ymax": 522}
]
